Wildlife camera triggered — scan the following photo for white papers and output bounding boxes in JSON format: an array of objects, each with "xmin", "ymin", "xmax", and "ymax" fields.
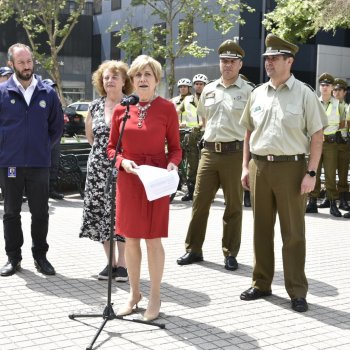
[{"xmin": 134, "ymin": 165, "xmax": 179, "ymax": 201}]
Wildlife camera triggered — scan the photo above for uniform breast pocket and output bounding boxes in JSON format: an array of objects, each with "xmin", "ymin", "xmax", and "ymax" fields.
[{"xmin": 283, "ymin": 104, "xmax": 303, "ymax": 128}]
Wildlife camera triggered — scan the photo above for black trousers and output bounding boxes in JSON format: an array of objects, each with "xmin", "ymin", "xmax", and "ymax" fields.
[{"xmin": 0, "ymin": 167, "xmax": 50, "ymax": 262}]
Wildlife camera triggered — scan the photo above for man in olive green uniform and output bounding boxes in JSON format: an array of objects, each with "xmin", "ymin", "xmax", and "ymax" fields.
[
  {"xmin": 306, "ymin": 73, "xmax": 346, "ymax": 217},
  {"xmin": 239, "ymin": 34, "xmax": 327, "ymax": 312},
  {"xmin": 180, "ymin": 73, "xmax": 209, "ymax": 201},
  {"xmin": 177, "ymin": 39, "xmax": 253, "ymax": 270},
  {"xmin": 332, "ymin": 78, "xmax": 350, "ymax": 212},
  {"xmin": 343, "ymin": 105, "xmax": 350, "ymax": 219}
]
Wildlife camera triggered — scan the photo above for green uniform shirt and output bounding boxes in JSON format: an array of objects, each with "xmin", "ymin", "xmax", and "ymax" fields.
[
  {"xmin": 239, "ymin": 75, "xmax": 328, "ymax": 156},
  {"xmin": 198, "ymin": 75, "xmax": 253, "ymax": 142}
]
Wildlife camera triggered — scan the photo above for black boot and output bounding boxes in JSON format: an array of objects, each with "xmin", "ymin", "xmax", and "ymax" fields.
[
  {"xmin": 49, "ymin": 182, "xmax": 64, "ymax": 200},
  {"xmin": 318, "ymin": 197, "xmax": 330, "ymax": 208},
  {"xmin": 243, "ymin": 190, "xmax": 251, "ymax": 207},
  {"xmin": 338, "ymin": 192, "xmax": 350, "ymax": 211},
  {"xmin": 306, "ymin": 197, "xmax": 318, "ymax": 213},
  {"xmin": 181, "ymin": 182, "xmax": 194, "ymax": 201},
  {"xmin": 329, "ymin": 200, "xmax": 342, "ymax": 217}
]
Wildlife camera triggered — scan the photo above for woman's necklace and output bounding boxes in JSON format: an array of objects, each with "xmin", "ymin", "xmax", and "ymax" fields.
[{"xmin": 136, "ymin": 95, "xmax": 156, "ymax": 128}]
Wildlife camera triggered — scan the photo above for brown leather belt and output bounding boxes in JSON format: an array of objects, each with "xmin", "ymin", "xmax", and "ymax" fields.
[
  {"xmin": 204, "ymin": 140, "xmax": 243, "ymax": 153},
  {"xmin": 251, "ymin": 153, "xmax": 305, "ymax": 162}
]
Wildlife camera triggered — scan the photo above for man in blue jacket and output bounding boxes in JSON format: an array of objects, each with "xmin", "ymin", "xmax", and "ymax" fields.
[{"xmin": 0, "ymin": 43, "xmax": 63, "ymax": 276}]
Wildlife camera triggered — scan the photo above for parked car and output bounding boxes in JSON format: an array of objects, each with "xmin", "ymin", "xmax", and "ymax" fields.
[
  {"xmin": 63, "ymin": 106, "xmax": 85, "ymax": 137},
  {"xmin": 67, "ymin": 101, "xmax": 91, "ymax": 119}
]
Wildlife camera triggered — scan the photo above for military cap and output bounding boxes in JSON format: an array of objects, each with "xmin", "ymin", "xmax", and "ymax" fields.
[
  {"xmin": 318, "ymin": 73, "xmax": 334, "ymax": 85},
  {"xmin": 0, "ymin": 66, "xmax": 13, "ymax": 76},
  {"xmin": 218, "ymin": 40, "xmax": 245, "ymax": 59},
  {"xmin": 333, "ymin": 78, "xmax": 347, "ymax": 90},
  {"xmin": 263, "ymin": 34, "xmax": 299, "ymax": 57}
]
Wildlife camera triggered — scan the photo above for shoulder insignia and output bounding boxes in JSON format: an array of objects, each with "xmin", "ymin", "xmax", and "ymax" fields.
[{"xmin": 251, "ymin": 83, "xmax": 263, "ymax": 92}]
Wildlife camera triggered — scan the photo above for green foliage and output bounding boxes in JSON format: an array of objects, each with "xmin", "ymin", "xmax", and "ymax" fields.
[
  {"xmin": 0, "ymin": 0, "xmax": 85, "ymax": 105},
  {"xmin": 110, "ymin": 0, "xmax": 254, "ymax": 96},
  {"xmin": 263, "ymin": 0, "xmax": 350, "ymax": 43}
]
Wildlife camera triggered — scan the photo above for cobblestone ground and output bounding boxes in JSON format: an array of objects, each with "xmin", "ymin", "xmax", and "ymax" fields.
[{"xmin": 0, "ymin": 190, "xmax": 349, "ymax": 350}]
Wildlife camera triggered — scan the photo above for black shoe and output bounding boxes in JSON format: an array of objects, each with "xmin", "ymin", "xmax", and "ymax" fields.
[
  {"xmin": 49, "ymin": 190, "xmax": 64, "ymax": 200},
  {"xmin": 339, "ymin": 193, "xmax": 350, "ymax": 211},
  {"xmin": 181, "ymin": 193, "xmax": 193, "ymax": 201},
  {"xmin": 240, "ymin": 287, "xmax": 272, "ymax": 301},
  {"xmin": 34, "ymin": 257, "xmax": 56, "ymax": 275},
  {"xmin": 330, "ymin": 200, "xmax": 342, "ymax": 217},
  {"xmin": 344, "ymin": 211, "xmax": 350, "ymax": 218},
  {"xmin": 97, "ymin": 265, "xmax": 118, "ymax": 280},
  {"xmin": 115, "ymin": 266, "xmax": 129, "ymax": 282},
  {"xmin": 305, "ymin": 197, "xmax": 318, "ymax": 213},
  {"xmin": 243, "ymin": 191, "xmax": 251, "ymax": 207},
  {"xmin": 177, "ymin": 252, "xmax": 203, "ymax": 265},
  {"xmin": 0, "ymin": 260, "xmax": 21, "ymax": 276},
  {"xmin": 318, "ymin": 198, "xmax": 330, "ymax": 208},
  {"xmin": 224, "ymin": 256, "xmax": 238, "ymax": 271},
  {"xmin": 291, "ymin": 297, "xmax": 308, "ymax": 312}
]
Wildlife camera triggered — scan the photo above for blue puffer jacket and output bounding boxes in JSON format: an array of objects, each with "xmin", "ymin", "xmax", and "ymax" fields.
[{"xmin": 0, "ymin": 75, "xmax": 63, "ymax": 167}]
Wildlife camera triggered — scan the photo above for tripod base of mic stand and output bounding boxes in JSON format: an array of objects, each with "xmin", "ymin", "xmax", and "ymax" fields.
[{"xmin": 69, "ymin": 303, "xmax": 165, "ymax": 350}]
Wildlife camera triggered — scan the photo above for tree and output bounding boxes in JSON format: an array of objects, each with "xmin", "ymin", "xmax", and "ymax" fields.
[
  {"xmin": 112, "ymin": 0, "xmax": 254, "ymax": 97},
  {"xmin": 0, "ymin": 0, "xmax": 86, "ymax": 106},
  {"xmin": 263, "ymin": 0, "xmax": 350, "ymax": 43}
]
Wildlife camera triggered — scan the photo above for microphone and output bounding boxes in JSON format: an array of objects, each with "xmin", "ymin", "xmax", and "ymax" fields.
[{"xmin": 120, "ymin": 94, "xmax": 139, "ymax": 106}]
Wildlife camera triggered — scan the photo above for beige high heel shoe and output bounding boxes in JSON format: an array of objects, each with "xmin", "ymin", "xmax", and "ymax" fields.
[
  {"xmin": 117, "ymin": 293, "xmax": 142, "ymax": 316},
  {"xmin": 143, "ymin": 300, "xmax": 161, "ymax": 322}
]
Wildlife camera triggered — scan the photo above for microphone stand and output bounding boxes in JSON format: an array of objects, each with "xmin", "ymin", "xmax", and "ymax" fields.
[{"xmin": 69, "ymin": 104, "xmax": 165, "ymax": 350}]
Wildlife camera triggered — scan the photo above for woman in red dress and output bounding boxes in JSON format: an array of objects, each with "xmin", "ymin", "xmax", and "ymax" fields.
[{"xmin": 107, "ymin": 55, "xmax": 181, "ymax": 321}]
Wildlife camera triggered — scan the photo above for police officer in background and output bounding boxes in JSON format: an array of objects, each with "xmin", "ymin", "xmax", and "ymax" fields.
[
  {"xmin": 0, "ymin": 66, "xmax": 13, "ymax": 83},
  {"xmin": 306, "ymin": 73, "xmax": 347, "ymax": 217},
  {"xmin": 177, "ymin": 39, "xmax": 253, "ymax": 271},
  {"xmin": 332, "ymin": 78, "xmax": 350, "ymax": 212},
  {"xmin": 42, "ymin": 78, "xmax": 65, "ymax": 200},
  {"xmin": 180, "ymin": 73, "xmax": 209, "ymax": 201},
  {"xmin": 171, "ymin": 78, "xmax": 192, "ymax": 125},
  {"xmin": 239, "ymin": 34, "xmax": 327, "ymax": 312}
]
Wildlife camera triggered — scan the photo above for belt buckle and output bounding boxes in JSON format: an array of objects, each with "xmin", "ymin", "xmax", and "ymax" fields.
[
  {"xmin": 267, "ymin": 155, "xmax": 274, "ymax": 161},
  {"xmin": 215, "ymin": 142, "xmax": 222, "ymax": 152}
]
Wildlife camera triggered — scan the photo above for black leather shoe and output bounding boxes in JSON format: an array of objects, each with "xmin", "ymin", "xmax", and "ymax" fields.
[
  {"xmin": 177, "ymin": 252, "xmax": 203, "ymax": 265},
  {"xmin": 224, "ymin": 256, "xmax": 238, "ymax": 271},
  {"xmin": 291, "ymin": 297, "xmax": 308, "ymax": 312},
  {"xmin": 330, "ymin": 200, "xmax": 342, "ymax": 217},
  {"xmin": 34, "ymin": 257, "xmax": 56, "ymax": 275},
  {"xmin": 181, "ymin": 193, "xmax": 193, "ymax": 201},
  {"xmin": 240, "ymin": 287, "xmax": 272, "ymax": 300},
  {"xmin": 305, "ymin": 197, "xmax": 318, "ymax": 213},
  {"xmin": 318, "ymin": 198, "xmax": 330, "ymax": 208},
  {"xmin": 0, "ymin": 260, "xmax": 21, "ymax": 276},
  {"xmin": 344, "ymin": 211, "xmax": 350, "ymax": 218}
]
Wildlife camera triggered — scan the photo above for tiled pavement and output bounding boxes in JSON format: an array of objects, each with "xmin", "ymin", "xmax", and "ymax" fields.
[{"xmin": 0, "ymin": 190, "xmax": 349, "ymax": 350}]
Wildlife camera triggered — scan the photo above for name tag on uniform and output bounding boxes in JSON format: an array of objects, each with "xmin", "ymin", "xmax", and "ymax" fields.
[{"xmin": 8, "ymin": 167, "xmax": 16, "ymax": 178}]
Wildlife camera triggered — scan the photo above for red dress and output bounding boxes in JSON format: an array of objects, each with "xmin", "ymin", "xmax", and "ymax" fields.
[{"xmin": 107, "ymin": 96, "xmax": 182, "ymax": 239}]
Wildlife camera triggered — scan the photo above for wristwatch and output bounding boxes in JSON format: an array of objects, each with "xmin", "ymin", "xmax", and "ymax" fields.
[{"xmin": 306, "ymin": 170, "xmax": 316, "ymax": 177}]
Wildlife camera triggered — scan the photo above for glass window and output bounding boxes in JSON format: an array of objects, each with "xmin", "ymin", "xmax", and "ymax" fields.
[
  {"xmin": 110, "ymin": 31, "xmax": 121, "ymax": 60},
  {"xmin": 93, "ymin": 0, "xmax": 102, "ymax": 15},
  {"xmin": 111, "ymin": 0, "xmax": 122, "ymax": 11}
]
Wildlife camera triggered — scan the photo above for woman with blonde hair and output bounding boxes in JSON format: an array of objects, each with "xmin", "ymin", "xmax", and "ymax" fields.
[
  {"xmin": 80, "ymin": 60, "xmax": 133, "ymax": 281},
  {"xmin": 107, "ymin": 55, "xmax": 182, "ymax": 321}
]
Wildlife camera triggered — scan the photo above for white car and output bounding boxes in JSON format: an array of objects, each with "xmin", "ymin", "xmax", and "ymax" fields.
[{"xmin": 67, "ymin": 101, "xmax": 91, "ymax": 119}]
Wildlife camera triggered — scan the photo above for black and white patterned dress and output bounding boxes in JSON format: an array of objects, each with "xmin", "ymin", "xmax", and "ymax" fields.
[{"xmin": 79, "ymin": 97, "xmax": 122, "ymax": 242}]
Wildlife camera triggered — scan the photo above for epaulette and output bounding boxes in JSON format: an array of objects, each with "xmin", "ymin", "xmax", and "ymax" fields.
[
  {"xmin": 303, "ymin": 83, "xmax": 315, "ymax": 92},
  {"xmin": 251, "ymin": 83, "xmax": 263, "ymax": 92}
]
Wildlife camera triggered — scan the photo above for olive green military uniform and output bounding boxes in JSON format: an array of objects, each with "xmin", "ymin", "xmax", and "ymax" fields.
[
  {"xmin": 184, "ymin": 41, "xmax": 252, "ymax": 259},
  {"xmin": 239, "ymin": 35, "xmax": 327, "ymax": 299}
]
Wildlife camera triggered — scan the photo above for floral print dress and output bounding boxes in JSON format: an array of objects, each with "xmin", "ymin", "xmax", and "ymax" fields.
[{"xmin": 79, "ymin": 97, "xmax": 123, "ymax": 242}]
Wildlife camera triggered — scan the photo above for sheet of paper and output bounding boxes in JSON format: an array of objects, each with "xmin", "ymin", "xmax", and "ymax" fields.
[{"xmin": 134, "ymin": 165, "xmax": 179, "ymax": 201}]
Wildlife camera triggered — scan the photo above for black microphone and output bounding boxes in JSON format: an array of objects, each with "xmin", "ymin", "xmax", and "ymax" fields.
[{"xmin": 120, "ymin": 94, "xmax": 139, "ymax": 106}]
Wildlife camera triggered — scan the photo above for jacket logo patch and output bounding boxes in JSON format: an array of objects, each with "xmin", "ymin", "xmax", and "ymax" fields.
[
  {"xmin": 205, "ymin": 92, "xmax": 215, "ymax": 98},
  {"xmin": 10, "ymin": 99, "xmax": 15, "ymax": 104},
  {"xmin": 39, "ymin": 100, "xmax": 46, "ymax": 108}
]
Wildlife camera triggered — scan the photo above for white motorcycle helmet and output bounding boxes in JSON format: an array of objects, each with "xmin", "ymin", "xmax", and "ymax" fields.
[
  {"xmin": 192, "ymin": 74, "xmax": 209, "ymax": 85},
  {"xmin": 177, "ymin": 78, "xmax": 192, "ymax": 87}
]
